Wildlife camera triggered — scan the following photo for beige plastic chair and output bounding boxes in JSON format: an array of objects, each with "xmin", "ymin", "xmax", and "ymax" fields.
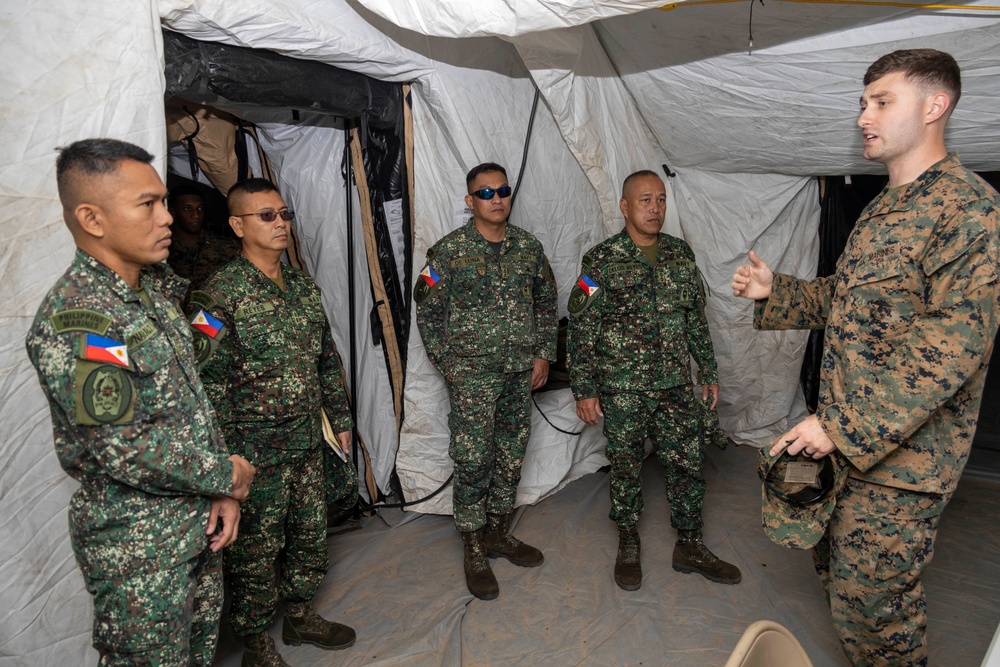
[{"xmin": 724, "ymin": 620, "xmax": 815, "ymax": 667}]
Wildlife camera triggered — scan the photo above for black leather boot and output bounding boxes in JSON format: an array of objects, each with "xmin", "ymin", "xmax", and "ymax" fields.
[
  {"xmin": 282, "ymin": 600, "xmax": 356, "ymax": 650},
  {"xmin": 483, "ymin": 512, "xmax": 544, "ymax": 567},
  {"xmin": 242, "ymin": 632, "xmax": 290, "ymax": 667},
  {"xmin": 672, "ymin": 529, "xmax": 742, "ymax": 584},
  {"xmin": 614, "ymin": 525, "xmax": 642, "ymax": 591},
  {"xmin": 462, "ymin": 528, "xmax": 500, "ymax": 600}
]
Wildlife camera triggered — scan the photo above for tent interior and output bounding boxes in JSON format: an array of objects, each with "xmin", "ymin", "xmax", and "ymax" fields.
[{"xmin": 3, "ymin": 0, "xmax": 1000, "ymax": 664}]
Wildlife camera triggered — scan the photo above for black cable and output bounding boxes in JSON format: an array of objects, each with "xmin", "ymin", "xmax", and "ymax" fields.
[
  {"xmin": 748, "ymin": 0, "xmax": 764, "ymax": 54},
  {"xmin": 368, "ymin": 393, "xmax": 583, "ymax": 510},
  {"xmin": 365, "ymin": 473, "xmax": 454, "ymax": 510},
  {"xmin": 510, "ymin": 86, "xmax": 541, "ymax": 211},
  {"xmin": 532, "ymin": 394, "xmax": 584, "ymax": 436}
]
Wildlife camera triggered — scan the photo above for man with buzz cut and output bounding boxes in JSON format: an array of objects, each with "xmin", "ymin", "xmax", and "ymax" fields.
[
  {"xmin": 414, "ymin": 162, "xmax": 558, "ymax": 600},
  {"xmin": 191, "ymin": 178, "xmax": 356, "ymax": 666},
  {"xmin": 26, "ymin": 137, "xmax": 255, "ymax": 666},
  {"xmin": 733, "ymin": 49, "xmax": 1000, "ymax": 665},
  {"xmin": 568, "ymin": 169, "xmax": 741, "ymax": 592}
]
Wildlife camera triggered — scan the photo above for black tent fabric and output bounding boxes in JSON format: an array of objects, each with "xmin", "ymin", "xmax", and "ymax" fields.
[{"xmin": 163, "ymin": 30, "xmax": 402, "ymax": 129}]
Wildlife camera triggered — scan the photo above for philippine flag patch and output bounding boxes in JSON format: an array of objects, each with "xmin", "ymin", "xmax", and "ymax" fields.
[
  {"xmin": 191, "ymin": 309, "xmax": 224, "ymax": 339},
  {"xmin": 577, "ymin": 275, "xmax": 599, "ymax": 297},
  {"xmin": 420, "ymin": 265, "xmax": 441, "ymax": 287},
  {"xmin": 83, "ymin": 333, "xmax": 129, "ymax": 367}
]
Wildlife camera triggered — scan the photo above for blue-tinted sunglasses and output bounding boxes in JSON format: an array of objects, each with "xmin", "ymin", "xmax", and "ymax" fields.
[{"xmin": 471, "ymin": 186, "xmax": 512, "ymax": 200}]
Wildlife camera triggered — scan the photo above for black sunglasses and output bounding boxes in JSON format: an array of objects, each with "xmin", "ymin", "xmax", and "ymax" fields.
[
  {"xmin": 471, "ymin": 186, "xmax": 512, "ymax": 200},
  {"xmin": 235, "ymin": 210, "xmax": 296, "ymax": 222}
]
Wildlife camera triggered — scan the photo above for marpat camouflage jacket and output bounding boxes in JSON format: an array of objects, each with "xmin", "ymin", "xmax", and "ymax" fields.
[{"xmin": 756, "ymin": 153, "xmax": 1000, "ymax": 495}]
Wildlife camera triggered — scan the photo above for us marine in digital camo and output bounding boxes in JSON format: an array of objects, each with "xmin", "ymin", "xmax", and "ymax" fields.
[
  {"xmin": 733, "ymin": 49, "xmax": 1000, "ymax": 666},
  {"xmin": 414, "ymin": 162, "xmax": 558, "ymax": 601},
  {"xmin": 26, "ymin": 138, "xmax": 255, "ymax": 666},
  {"xmin": 191, "ymin": 178, "xmax": 356, "ymax": 666},
  {"xmin": 569, "ymin": 170, "xmax": 741, "ymax": 592}
]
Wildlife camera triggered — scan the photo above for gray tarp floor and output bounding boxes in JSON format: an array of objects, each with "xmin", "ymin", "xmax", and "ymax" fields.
[{"xmin": 213, "ymin": 443, "xmax": 1000, "ymax": 666}]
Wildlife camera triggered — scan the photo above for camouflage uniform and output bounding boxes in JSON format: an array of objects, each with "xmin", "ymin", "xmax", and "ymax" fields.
[
  {"xmin": 754, "ymin": 154, "xmax": 1000, "ymax": 665},
  {"xmin": 414, "ymin": 220, "xmax": 558, "ymax": 531},
  {"xmin": 26, "ymin": 250, "xmax": 235, "ymax": 666},
  {"xmin": 568, "ymin": 230, "xmax": 718, "ymax": 530},
  {"xmin": 166, "ymin": 232, "xmax": 239, "ymax": 290},
  {"xmin": 192, "ymin": 256, "xmax": 353, "ymax": 637}
]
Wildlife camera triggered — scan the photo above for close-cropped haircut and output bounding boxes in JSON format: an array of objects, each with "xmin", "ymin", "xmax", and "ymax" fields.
[
  {"xmin": 168, "ymin": 183, "xmax": 205, "ymax": 209},
  {"xmin": 621, "ymin": 169, "xmax": 661, "ymax": 198},
  {"xmin": 864, "ymin": 49, "xmax": 961, "ymax": 108},
  {"xmin": 465, "ymin": 163, "xmax": 507, "ymax": 191},
  {"xmin": 227, "ymin": 178, "xmax": 280, "ymax": 212},
  {"xmin": 55, "ymin": 138, "xmax": 154, "ymax": 201}
]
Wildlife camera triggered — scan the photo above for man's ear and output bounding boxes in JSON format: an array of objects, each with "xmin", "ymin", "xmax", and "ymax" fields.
[
  {"xmin": 926, "ymin": 92, "xmax": 951, "ymax": 124},
  {"xmin": 75, "ymin": 203, "xmax": 105, "ymax": 239},
  {"xmin": 619, "ymin": 198, "xmax": 628, "ymax": 218},
  {"xmin": 228, "ymin": 215, "xmax": 244, "ymax": 239}
]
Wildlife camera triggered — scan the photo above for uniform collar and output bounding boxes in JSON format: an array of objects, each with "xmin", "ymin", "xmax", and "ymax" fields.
[
  {"xmin": 72, "ymin": 249, "xmax": 185, "ymax": 305},
  {"xmin": 865, "ymin": 152, "xmax": 962, "ymax": 218}
]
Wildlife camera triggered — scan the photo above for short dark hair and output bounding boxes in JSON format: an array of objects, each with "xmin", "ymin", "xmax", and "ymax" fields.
[
  {"xmin": 228, "ymin": 178, "xmax": 280, "ymax": 212},
  {"xmin": 56, "ymin": 138, "xmax": 154, "ymax": 201},
  {"xmin": 168, "ymin": 183, "xmax": 205, "ymax": 209},
  {"xmin": 621, "ymin": 170, "xmax": 661, "ymax": 198},
  {"xmin": 864, "ymin": 49, "xmax": 961, "ymax": 108},
  {"xmin": 466, "ymin": 163, "xmax": 507, "ymax": 191}
]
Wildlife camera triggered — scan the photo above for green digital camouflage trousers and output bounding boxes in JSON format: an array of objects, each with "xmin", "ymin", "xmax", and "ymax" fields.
[
  {"xmin": 324, "ymin": 443, "xmax": 359, "ymax": 513},
  {"xmin": 225, "ymin": 446, "xmax": 328, "ymax": 636},
  {"xmin": 813, "ymin": 478, "xmax": 946, "ymax": 667},
  {"xmin": 447, "ymin": 367, "xmax": 533, "ymax": 532},
  {"xmin": 91, "ymin": 548, "xmax": 222, "ymax": 666},
  {"xmin": 601, "ymin": 385, "xmax": 706, "ymax": 530}
]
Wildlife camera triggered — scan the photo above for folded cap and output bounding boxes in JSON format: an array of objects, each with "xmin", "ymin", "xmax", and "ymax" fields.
[{"xmin": 757, "ymin": 441, "xmax": 848, "ymax": 549}]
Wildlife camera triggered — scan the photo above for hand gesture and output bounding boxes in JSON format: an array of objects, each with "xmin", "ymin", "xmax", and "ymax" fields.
[{"xmin": 731, "ymin": 250, "xmax": 774, "ymax": 300}]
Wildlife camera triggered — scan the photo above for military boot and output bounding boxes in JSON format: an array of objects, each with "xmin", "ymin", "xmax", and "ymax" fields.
[
  {"xmin": 614, "ymin": 525, "xmax": 642, "ymax": 591},
  {"xmin": 462, "ymin": 528, "xmax": 500, "ymax": 600},
  {"xmin": 282, "ymin": 600, "xmax": 356, "ymax": 650},
  {"xmin": 672, "ymin": 529, "xmax": 742, "ymax": 584},
  {"xmin": 483, "ymin": 512, "xmax": 544, "ymax": 567},
  {"xmin": 241, "ymin": 632, "xmax": 290, "ymax": 667}
]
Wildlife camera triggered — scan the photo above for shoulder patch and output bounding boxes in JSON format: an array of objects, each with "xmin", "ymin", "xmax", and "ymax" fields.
[
  {"xmin": 414, "ymin": 264, "xmax": 442, "ymax": 306},
  {"xmin": 568, "ymin": 275, "xmax": 600, "ymax": 314},
  {"xmin": 75, "ymin": 360, "xmax": 135, "ymax": 425},
  {"xmin": 188, "ymin": 290, "xmax": 217, "ymax": 312},
  {"xmin": 50, "ymin": 309, "xmax": 111, "ymax": 336},
  {"xmin": 541, "ymin": 256, "xmax": 555, "ymax": 284}
]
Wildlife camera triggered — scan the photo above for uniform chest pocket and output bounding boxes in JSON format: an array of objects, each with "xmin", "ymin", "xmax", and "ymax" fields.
[
  {"xmin": 607, "ymin": 270, "xmax": 642, "ymax": 290},
  {"xmin": 846, "ymin": 253, "xmax": 904, "ymax": 289},
  {"xmin": 235, "ymin": 309, "xmax": 286, "ymax": 357},
  {"xmin": 449, "ymin": 263, "xmax": 490, "ymax": 306},
  {"xmin": 130, "ymin": 331, "xmax": 178, "ymax": 419}
]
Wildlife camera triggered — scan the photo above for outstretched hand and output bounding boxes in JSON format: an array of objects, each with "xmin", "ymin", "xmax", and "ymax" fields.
[{"xmin": 731, "ymin": 250, "xmax": 774, "ymax": 300}]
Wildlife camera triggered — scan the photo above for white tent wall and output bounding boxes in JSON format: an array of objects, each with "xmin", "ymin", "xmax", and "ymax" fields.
[
  {"xmin": 0, "ymin": 2, "xmax": 171, "ymax": 663},
  {"xmin": 6, "ymin": 0, "xmax": 1000, "ymax": 663}
]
